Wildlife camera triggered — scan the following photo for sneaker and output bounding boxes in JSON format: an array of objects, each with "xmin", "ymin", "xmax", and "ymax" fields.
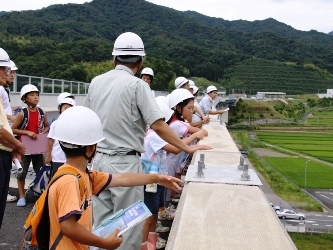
[
  {"xmin": 7, "ymin": 194, "xmax": 17, "ymax": 202},
  {"xmin": 166, "ymin": 205, "xmax": 177, "ymax": 213},
  {"xmin": 171, "ymin": 198, "xmax": 179, "ymax": 204},
  {"xmin": 158, "ymin": 209, "xmax": 175, "ymax": 221},
  {"xmin": 17, "ymin": 198, "xmax": 26, "ymax": 207},
  {"xmin": 158, "ymin": 236, "xmax": 166, "ymax": 244},
  {"xmin": 156, "ymin": 221, "xmax": 170, "ymax": 233},
  {"xmin": 156, "ymin": 237, "xmax": 166, "ymax": 249}
]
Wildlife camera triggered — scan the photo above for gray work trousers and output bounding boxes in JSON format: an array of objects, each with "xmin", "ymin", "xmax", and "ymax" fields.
[{"xmin": 92, "ymin": 152, "xmax": 143, "ymax": 250}]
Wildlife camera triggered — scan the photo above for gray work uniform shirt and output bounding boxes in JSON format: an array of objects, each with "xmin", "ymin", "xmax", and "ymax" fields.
[{"xmin": 84, "ymin": 65, "xmax": 163, "ymax": 155}]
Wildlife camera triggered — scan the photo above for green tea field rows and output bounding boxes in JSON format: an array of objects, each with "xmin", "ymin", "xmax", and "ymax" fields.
[{"xmin": 306, "ymin": 110, "xmax": 333, "ymax": 127}]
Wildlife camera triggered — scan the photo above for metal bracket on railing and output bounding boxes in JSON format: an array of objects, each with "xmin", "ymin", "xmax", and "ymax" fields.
[
  {"xmin": 241, "ymin": 164, "xmax": 251, "ymax": 181},
  {"xmin": 200, "ymin": 153, "xmax": 206, "ymax": 169},
  {"xmin": 195, "ymin": 160, "xmax": 205, "ymax": 178},
  {"xmin": 237, "ymin": 155, "xmax": 244, "ymax": 170}
]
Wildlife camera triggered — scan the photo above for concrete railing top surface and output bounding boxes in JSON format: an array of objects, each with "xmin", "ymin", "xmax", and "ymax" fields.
[{"xmin": 166, "ymin": 115, "xmax": 297, "ymax": 250}]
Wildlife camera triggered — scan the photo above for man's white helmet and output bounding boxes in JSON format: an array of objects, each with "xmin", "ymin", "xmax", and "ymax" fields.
[
  {"xmin": 141, "ymin": 67, "xmax": 154, "ymax": 77},
  {"xmin": 174, "ymin": 77, "xmax": 189, "ymax": 89},
  {"xmin": 189, "ymin": 80, "xmax": 195, "ymax": 89},
  {"xmin": 168, "ymin": 89, "xmax": 194, "ymax": 109},
  {"xmin": 112, "ymin": 32, "xmax": 146, "ymax": 56},
  {"xmin": 207, "ymin": 85, "xmax": 217, "ymax": 93},
  {"xmin": 0, "ymin": 48, "xmax": 11, "ymax": 67},
  {"xmin": 57, "ymin": 92, "xmax": 74, "ymax": 105},
  {"xmin": 20, "ymin": 84, "xmax": 39, "ymax": 100},
  {"xmin": 60, "ymin": 97, "xmax": 76, "ymax": 107},
  {"xmin": 156, "ymin": 101, "xmax": 173, "ymax": 122},
  {"xmin": 192, "ymin": 86, "xmax": 199, "ymax": 95},
  {"xmin": 10, "ymin": 60, "xmax": 18, "ymax": 70},
  {"xmin": 51, "ymin": 106, "xmax": 105, "ymax": 146}
]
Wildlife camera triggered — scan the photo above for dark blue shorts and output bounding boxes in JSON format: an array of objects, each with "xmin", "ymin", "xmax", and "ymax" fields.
[{"xmin": 144, "ymin": 185, "xmax": 165, "ymax": 214}]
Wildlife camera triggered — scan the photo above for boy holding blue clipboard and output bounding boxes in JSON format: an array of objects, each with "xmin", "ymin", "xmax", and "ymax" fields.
[{"xmin": 44, "ymin": 106, "xmax": 183, "ymax": 250}]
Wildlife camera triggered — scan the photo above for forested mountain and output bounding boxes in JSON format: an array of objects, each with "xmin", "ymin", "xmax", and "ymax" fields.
[{"xmin": 0, "ymin": 0, "xmax": 333, "ymax": 93}]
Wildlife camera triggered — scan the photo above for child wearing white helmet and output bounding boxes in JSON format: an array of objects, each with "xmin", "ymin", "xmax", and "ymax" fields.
[
  {"xmin": 174, "ymin": 76, "xmax": 190, "ymax": 90},
  {"xmin": 193, "ymin": 85, "xmax": 225, "ymax": 121},
  {"xmin": 187, "ymin": 80, "xmax": 210, "ymax": 127},
  {"xmin": 166, "ymin": 89, "xmax": 209, "ymax": 205},
  {"xmin": 142, "ymin": 100, "xmax": 210, "ymax": 249},
  {"xmin": 45, "ymin": 97, "xmax": 76, "ymax": 174},
  {"xmin": 48, "ymin": 92, "xmax": 75, "ymax": 127},
  {"xmin": 11, "ymin": 84, "xmax": 49, "ymax": 207},
  {"xmin": 140, "ymin": 67, "xmax": 155, "ymax": 97},
  {"xmin": 44, "ymin": 106, "xmax": 183, "ymax": 250}
]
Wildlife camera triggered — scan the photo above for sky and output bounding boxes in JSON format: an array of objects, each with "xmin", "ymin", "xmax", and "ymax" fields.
[{"xmin": 1, "ymin": 0, "xmax": 332, "ymax": 34}]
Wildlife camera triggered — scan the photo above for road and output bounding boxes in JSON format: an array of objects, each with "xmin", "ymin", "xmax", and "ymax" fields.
[
  {"xmin": 306, "ymin": 189, "xmax": 333, "ymax": 211},
  {"xmin": 278, "ymin": 213, "xmax": 333, "ymax": 233}
]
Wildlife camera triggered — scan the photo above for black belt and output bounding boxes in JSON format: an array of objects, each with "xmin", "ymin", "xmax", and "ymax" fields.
[
  {"xmin": 98, "ymin": 150, "xmax": 141, "ymax": 157},
  {"xmin": 125, "ymin": 150, "xmax": 141, "ymax": 156},
  {"xmin": 0, "ymin": 149, "xmax": 12, "ymax": 156}
]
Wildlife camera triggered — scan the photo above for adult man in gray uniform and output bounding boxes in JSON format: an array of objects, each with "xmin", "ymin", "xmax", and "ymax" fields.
[{"xmin": 84, "ymin": 32, "xmax": 204, "ymax": 250}]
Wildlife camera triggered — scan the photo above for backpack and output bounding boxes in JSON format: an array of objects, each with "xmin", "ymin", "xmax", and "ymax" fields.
[
  {"xmin": 27, "ymin": 164, "xmax": 53, "ymax": 197},
  {"xmin": 22, "ymin": 166, "xmax": 86, "ymax": 250},
  {"xmin": 19, "ymin": 107, "xmax": 45, "ymax": 133}
]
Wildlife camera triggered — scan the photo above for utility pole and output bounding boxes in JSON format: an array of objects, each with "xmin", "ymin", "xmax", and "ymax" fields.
[{"xmin": 304, "ymin": 160, "xmax": 310, "ymax": 189}]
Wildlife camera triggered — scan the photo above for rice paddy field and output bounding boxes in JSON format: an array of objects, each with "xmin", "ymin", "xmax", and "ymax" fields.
[
  {"xmin": 256, "ymin": 132, "xmax": 333, "ymax": 189},
  {"xmin": 256, "ymin": 132, "xmax": 333, "ymax": 163}
]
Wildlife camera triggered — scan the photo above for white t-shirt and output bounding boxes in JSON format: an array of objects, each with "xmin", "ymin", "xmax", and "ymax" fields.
[
  {"xmin": 144, "ymin": 129, "xmax": 168, "ymax": 175},
  {"xmin": 0, "ymin": 86, "xmax": 12, "ymax": 116},
  {"xmin": 47, "ymin": 120, "xmax": 66, "ymax": 163},
  {"xmin": 167, "ymin": 119, "xmax": 191, "ymax": 176}
]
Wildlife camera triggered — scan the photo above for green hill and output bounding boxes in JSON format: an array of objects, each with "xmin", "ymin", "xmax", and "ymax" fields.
[
  {"xmin": 221, "ymin": 58, "xmax": 333, "ymax": 94},
  {"xmin": 0, "ymin": 0, "xmax": 333, "ymax": 93}
]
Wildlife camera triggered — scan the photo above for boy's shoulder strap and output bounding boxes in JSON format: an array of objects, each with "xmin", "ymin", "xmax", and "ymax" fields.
[
  {"xmin": 48, "ymin": 166, "xmax": 85, "ymax": 199},
  {"xmin": 19, "ymin": 107, "xmax": 29, "ymax": 130},
  {"xmin": 37, "ymin": 107, "xmax": 44, "ymax": 116}
]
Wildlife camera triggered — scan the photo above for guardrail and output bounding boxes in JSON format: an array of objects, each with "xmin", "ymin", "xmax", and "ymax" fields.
[{"xmin": 11, "ymin": 74, "xmax": 90, "ymax": 95}]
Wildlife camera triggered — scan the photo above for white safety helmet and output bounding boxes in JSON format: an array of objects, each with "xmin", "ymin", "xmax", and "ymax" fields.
[
  {"xmin": 155, "ymin": 96, "xmax": 169, "ymax": 106},
  {"xmin": 168, "ymin": 89, "xmax": 194, "ymax": 109},
  {"xmin": 141, "ymin": 67, "xmax": 154, "ymax": 77},
  {"xmin": 156, "ymin": 101, "xmax": 173, "ymax": 123},
  {"xmin": 57, "ymin": 92, "xmax": 74, "ymax": 105},
  {"xmin": 207, "ymin": 85, "xmax": 218, "ymax": 93},
  {"xmin": 174, "ymin": 77, "xmax": 189, "ymax": 89},
  {"xmin": 192, "ymin": 86, "xmax": 199, "ymax": 95},
  {"xmin": 112, "ymin": 32, "xmax": 146, "ymax": 56},
  {"xmin": 189, "ymin": 80, "xmax": 195, "ymax": 89},
  {"xmin": 60, "ymin": 97, "xmax": 76, "ymax": 107},
  {"xmin": 10, "ymin": 60, "xmax": 18, "ymax": 70},
  {"xmin": 0, "ymin": 48, "xmax": 11, "ymax": 67},
  {"xmin": 51, "ymin": 106, "xmax": 105, "ymax": 146},
  {"xmin": 20, "ymin": 84, "xmax": 39, "ymax": 101}
]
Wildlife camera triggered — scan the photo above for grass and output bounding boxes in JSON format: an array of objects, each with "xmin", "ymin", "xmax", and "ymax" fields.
[
  {"xmin": 289, "ymin": 233, "xmax": 333, "ymax": 250},
  {"xmin": 264, "ymin": 157, "xmax": 333, "ymax": 189}
]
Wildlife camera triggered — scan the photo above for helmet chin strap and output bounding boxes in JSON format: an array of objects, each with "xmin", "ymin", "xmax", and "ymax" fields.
[{"xmin": 84, "ymin": 146, "xmax": 97, "ymax": 164}]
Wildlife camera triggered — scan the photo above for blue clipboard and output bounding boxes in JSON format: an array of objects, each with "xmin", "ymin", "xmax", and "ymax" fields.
[{"xmin": 89, "ymin": 200, "xmax": 152, "ymax": 250}]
